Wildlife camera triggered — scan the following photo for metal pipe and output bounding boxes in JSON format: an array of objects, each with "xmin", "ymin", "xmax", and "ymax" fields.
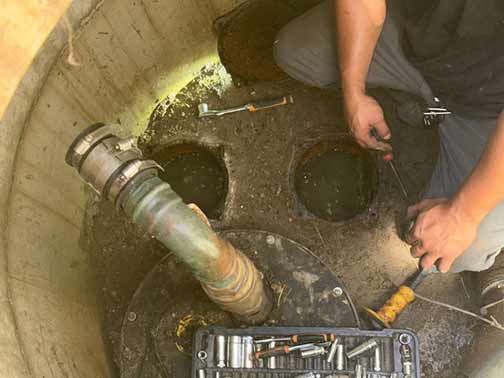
[{"xmin": 65, "ymin": 124, "xmax": 272, "ymax": 323}]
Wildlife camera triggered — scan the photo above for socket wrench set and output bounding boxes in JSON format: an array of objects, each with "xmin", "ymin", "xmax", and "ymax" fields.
[{"xmin": 192, "ymin": 327, "xmax": 420, "ymax": 378}]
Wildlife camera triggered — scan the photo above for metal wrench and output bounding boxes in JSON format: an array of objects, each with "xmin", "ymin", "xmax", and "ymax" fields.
[{"xmin": 198, "ymin": 95, "xmax": 294, "ymax": 118}]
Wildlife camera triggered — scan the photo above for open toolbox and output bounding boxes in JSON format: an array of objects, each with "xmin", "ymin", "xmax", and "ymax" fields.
[{"xmin": 192, "ymin": 327, "xmax": 421, "ymax": 378}]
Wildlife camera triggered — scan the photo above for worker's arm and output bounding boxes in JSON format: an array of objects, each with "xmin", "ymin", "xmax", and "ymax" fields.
[
  {"xmin": 336, "ymin": 0, "xmax": 391, "ymax": 152},
  {"xmin": 409, "ymin": 112, "xmax": 504, "ymax": 272}
]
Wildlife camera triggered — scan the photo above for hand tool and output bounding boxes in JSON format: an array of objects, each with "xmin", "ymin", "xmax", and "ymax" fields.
[
  {"xmin": 366, "ymin": 268, "xmax": 433, "ymax": 329},
  {"xmin": 197, "ymin": 350, "xmax": 208, "ymax": 364},
  {"xmin": 370, "ymin": 129, "xmax": 409, "ymax": 200},
  {"xmin": 399, "ymin": 333, "xmax": 413, "ymax": 345},
  {"xmin": 294, "ymin": 373, "xmax": 321, "ymax": 378},
  {"xmin": 400, "ymin": 344, "xmax": 413, "ymax": 377},
  {"xmin": 267, "ymin": 341, "xmax": 276, "ymax": 369},
  {"xmin": 326, "ymin": 339, "xmax": 339, "ymax": 363},
  {"xmin": 373, "ymin": 344, "xmax": 382, "ymax": 372},
  {"xmin": 242, "ymin": 336, "xmax": 254, "ymax": 368},
  {"xmin": 347, "ymin": 339, "xmax": 378, "ymax": 359},
  {"xmin": 300, "ymin": 346, "xmax": 326, "ymax": 358},
  {"xmin": 355, "ymin": 363, "xmax": 364, "ymax": 378},
  {"xmin": 423, "ymin": 101, "xmax": 451, "ymax": 127},
  {"xmin": 254, "ymin": 333, "xmax": 336, "ymax": 344},
  {"xmin": 254, "ymin": 342, "xmax": 315, "ymax": 359},
  {"xmin": 215, "ymin": 335, "xmax": 226, "ymax": 368},
  {"xmin": 198, "ymin": 95, "xmax": 294, "ymax": 118},
  {"xmin": 228, "ymin": 336, "xmax": 243, "ymax": 368},
  {"xmin": 254, "ymin": 343, "xmax": 264, "ymax": 368},
  {"xmin": 335, "ymin": 344, "xmax": 345, "ymax": 370},
  {"xmin": 361, "ymin": 365, "xmax": 367, "ymax": 378}
]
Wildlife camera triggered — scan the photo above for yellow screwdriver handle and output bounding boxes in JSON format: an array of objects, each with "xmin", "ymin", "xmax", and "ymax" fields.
[{"xmin": 366, "ymin": 285, "xmax": 415, "ymax": 328}]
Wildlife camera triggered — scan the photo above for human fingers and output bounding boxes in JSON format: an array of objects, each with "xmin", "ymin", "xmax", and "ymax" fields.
[
  {"xmin": 438, "ymin": 256, "xmax": 456, "ymax": 273},
  {"xmin": 410, "ymin": 242, "xmax": 427, "ymax": 258},
  {"xmin": 420, "ymin": 253, "xmax": 441, "ymax": 271}
]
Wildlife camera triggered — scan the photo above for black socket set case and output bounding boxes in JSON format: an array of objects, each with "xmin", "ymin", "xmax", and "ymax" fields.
[{"xmin": 192, "ymin": 326, "xmax": 421, "ymax": 378}]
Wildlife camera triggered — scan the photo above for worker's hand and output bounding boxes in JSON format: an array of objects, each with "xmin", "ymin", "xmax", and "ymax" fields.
[
  {"xmin": 405, "ymin": 198, "xmax": 479, "ymax": 273},
  {"xmin": 344, "ymin": 93, "xmax": 393, "ymax": 155}
]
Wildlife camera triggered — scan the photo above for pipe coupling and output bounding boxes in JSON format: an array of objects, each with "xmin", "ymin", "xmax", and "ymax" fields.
[{"xmin": 65, "ymin": 123, "xmax": 161, "ymax": 206}]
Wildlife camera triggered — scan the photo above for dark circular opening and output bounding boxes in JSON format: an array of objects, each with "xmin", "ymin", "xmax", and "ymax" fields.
[
  {"xmin": 294, "ymin": 137, "xmax": 376, "ymax": 222},
  {"xmin": 150, "ymin": 143, "xmax": 228, "ymax": 220}
]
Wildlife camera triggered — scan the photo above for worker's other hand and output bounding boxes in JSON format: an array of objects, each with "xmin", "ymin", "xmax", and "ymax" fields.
[
  {"xmin": 344, "ymin": 93, "xmax": 392, "ymax": 154},
  {"xmin": 405, "ymin": 198, "xmax": 479, "ymax": 273}
]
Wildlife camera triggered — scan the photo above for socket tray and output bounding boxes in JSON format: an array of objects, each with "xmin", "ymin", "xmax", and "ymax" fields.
[{"xmin": 192, "ymin": 326, "xmax": 421, "ymax": 378}]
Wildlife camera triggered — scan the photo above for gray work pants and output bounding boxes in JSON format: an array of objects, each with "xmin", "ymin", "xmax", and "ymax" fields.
[{"xmin": 273, "ymin": 0, "xmax": 504, "ymax": 273}]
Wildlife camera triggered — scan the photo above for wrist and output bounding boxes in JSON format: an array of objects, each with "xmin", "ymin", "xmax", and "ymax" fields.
[
  {"xmin": 342, "ymin": 80, "xmax": 366, "ymax": 101},
  {"xmin": 451, "ymin": 192, "xmax": 486, "ymax": 226}
]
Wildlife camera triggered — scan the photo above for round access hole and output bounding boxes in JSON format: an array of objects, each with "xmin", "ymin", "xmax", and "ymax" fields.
[
  {"xmin": 294, "ymin": 137, "xmax": 376, "ymax": 222},
  {"xmin": 150, "ymin": 143, "xmax": 228, "ymax": 220}
]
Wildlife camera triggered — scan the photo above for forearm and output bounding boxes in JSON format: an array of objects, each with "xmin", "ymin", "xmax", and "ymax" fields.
[
  {"xmin": 453, "ymin": 112, "xmax": 504, "ymax": 223},
  {"xmin": 336, "ymin": 0, "xmax": 386, "ymax": 99}
]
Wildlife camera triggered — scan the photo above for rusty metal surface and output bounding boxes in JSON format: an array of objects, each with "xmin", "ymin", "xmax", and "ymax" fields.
[
  {"xmin": 68, "ymin": 128, "xmax": 272, "ymax": 325},
  {"xmin": 119, "ymin": 230, "xmax": 355, "ymax": 378},
  {"xmin": 122, "ymin": 176, "xmax": 273, "ymax": 323}
]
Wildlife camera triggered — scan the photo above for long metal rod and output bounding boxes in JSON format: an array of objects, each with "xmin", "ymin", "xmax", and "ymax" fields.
[{"xmin": 387, "ymin": 160, "xmax": 409, "ymax": 200}]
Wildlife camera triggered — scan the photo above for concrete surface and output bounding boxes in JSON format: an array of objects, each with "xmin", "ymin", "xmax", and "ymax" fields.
[
  {"xmin": 0, "ymin": 0, "xmax": 245, "ymax": 377},
  {"xmin": 0, "ymin": 0, "xmax": 501, "ymax": 378}
]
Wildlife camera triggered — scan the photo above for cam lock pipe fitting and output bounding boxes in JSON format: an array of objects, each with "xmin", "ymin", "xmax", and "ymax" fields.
[{"xmin": 66, "ymin": 124, "xmax": 273, "ymax": 323}]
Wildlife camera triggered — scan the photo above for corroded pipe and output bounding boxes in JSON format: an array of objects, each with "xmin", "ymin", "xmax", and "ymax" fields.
[{"xmin": 66, "ymin": 124, "xmax": 272, "ymax": 323}]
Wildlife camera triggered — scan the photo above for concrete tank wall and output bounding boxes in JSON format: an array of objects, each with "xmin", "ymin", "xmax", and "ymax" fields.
[{"xmin": 0, "ymin": 1, "xmax": 245, "ymax": 376}]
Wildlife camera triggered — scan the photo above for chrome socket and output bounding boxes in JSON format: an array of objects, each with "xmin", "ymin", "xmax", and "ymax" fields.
[
  {"xmin": 300, "ymin": 346, "xmax": 326, "ymax": 358},
  {"xmin": 355, "ymin": 363, "xmax": 363, "ymax": 378},
  {"xmin": 373, "ymin": 344, "xmax": 382, "ymax": 372},
  {"xmin": 255, "ymin": 343, "xmax": 264, "ymax": 368},
  {"xmin": 336, "ymin": 344, "xmax": 345, "ymax": 370},
  {"xmin": 294, "ymin": 373, "xmax": 321, "ymax": 378},
  {"xmin": 267, "ymin": 341, "xmax": 276, "ymax": 369},
  {"xmin": 326, "ymin": 339, "xmax": 339, "ymax": 363},
  {"xmin": 228, "ymin": 336, "xmax": 243, "ymax": 368},
  {"xmin": 215, "ymin": 335, "xmax": 226, "ymax": 368},
  {"xmin": 347, "ymin": 339, "xmax": 378, "ymax": 359},
  {"xmin": 242, "ymin": 336, "xmax": 254, "ymax": 369}
]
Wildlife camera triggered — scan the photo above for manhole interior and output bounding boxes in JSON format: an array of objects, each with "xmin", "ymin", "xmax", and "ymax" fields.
[
  {"xmin": 294, "ymin": 137, "xmax": 376, "ymax": 222},
  {"xmin": 150, "ymin": 143, "xmax": 228, "ymax": 220}
]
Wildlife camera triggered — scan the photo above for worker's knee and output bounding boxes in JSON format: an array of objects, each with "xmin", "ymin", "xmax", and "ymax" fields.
[
  {"xmin": 450, "ymin": 212, "xmax": 504, "ymax": 273},
  {"xmin": 450, "ymin": 244, "xmax": 501, "ymax": 274},
  {"xmin": 273, "ymin": 21, "xmax": 338, "ymax": 88},
  {"xmin": 273, "ymin": 25, "xmax": 317, "ymax": 86}
]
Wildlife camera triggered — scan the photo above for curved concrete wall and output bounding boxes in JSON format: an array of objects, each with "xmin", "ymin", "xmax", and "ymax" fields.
[{"xmin": 0, "ymin": 0, "xmax": 245, "ymax": 376}]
